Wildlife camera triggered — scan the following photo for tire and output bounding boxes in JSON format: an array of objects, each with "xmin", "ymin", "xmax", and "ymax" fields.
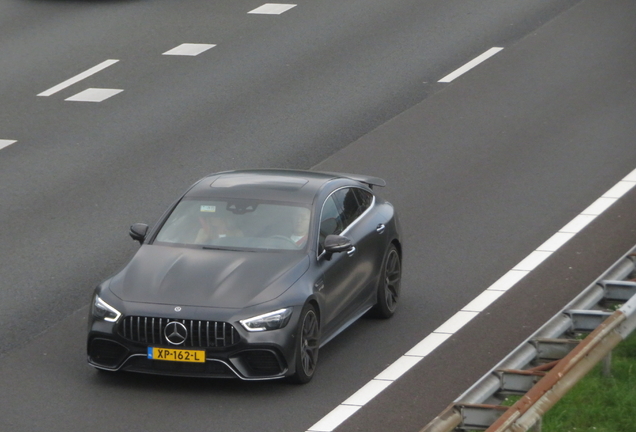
[
  {"xmin": 371, "ymin": 244, "xmax": 401, "ymax": 319},
  {"xmin": 290, "ymin": 303, "xmax": 320, "ymax": 384}
]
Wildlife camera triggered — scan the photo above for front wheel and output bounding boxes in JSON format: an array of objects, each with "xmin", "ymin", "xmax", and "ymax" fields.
[
  {"xmin": 371, "ymin": 244, "xmax": 401, "ymax": 319},
  {"xmin": 290, "ymin": 303, "xmax": 320, "ymax": 384}
]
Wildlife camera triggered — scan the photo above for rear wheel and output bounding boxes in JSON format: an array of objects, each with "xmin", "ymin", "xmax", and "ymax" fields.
[
  {"xmin": 290, "ymin": 303, "xmax": 320, "ymax": 384},
  {"xmin": 372, "ymin": 244, "xmax": 401, "ymax": 318}
]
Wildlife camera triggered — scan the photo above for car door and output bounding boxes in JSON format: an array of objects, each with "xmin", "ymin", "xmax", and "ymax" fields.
[
  {"xmin": 317, "ymin": 188, "xmax": 368, "ymax": 338},
  {"xmin": 338, "ymin": 187, "xmax": 384, "ymax": 307}
]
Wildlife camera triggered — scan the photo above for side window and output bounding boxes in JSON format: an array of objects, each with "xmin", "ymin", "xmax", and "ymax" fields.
[
  {"xmin": 319, "ymin": 196, "xmax": 344, "ymax": 251},
  {"xmin": 331, "ymin": 188, "xmax": 362, "ymax": 229},
  {"xmin": 353, "ymin": 188, "xmax": 373, "ymax": 214},
  {"xmin": 318, "ymin": 188, "xmax": 373, "ymax": 253}
]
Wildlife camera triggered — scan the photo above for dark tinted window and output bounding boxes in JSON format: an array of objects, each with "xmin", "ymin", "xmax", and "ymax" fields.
[
  {"xmin": 331, "ymin": 188, "xmax": 360, "ymax": 228},
  {"xmin": 318, "ymin": 188, "xmax": 373, "ymax": 252},
  {"xmin": 319, "ymin": 196, "xmax": 345, "ymax": 251},
  {"xmin": 353, "ymin": 188, "xmax": 373, "ymax": 214}
]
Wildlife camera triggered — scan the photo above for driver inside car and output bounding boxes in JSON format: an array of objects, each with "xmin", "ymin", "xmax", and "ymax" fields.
[
  {"xmin": 289, "ymin": 207, "xmax": 310, "ymax": 248},
  {"xmin": 194, "ymin": 206, "xmax": 243, "ymax": 244}
]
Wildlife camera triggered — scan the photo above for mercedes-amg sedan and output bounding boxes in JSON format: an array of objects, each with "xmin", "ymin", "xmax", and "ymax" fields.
[{"xmin": 87, "ymin": 169, "xmax": 402, "ymax": 383}]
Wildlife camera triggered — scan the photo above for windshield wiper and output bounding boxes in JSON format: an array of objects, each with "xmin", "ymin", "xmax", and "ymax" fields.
[{"xmin": 202, "ymin": 246, "xmax": 250, "ymax": 252}]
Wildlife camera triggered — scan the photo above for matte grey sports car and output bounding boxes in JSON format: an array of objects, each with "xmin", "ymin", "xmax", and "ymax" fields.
[{"xmin": 87, "ymin": 169, "xmax": 402, "ymax": 383}]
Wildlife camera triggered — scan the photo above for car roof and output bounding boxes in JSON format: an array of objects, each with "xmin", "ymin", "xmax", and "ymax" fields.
[{"xmin": 183, "ymin": 169, "xmax": 384, "ymax": 204}]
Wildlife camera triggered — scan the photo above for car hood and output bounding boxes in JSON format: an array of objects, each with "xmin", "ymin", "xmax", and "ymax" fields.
[{"xmin": 108, "ymin": 245, "xmax": 309, "ymax": 308}]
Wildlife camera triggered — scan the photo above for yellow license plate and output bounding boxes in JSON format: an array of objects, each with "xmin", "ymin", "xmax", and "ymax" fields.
[{"xmin": 148, "ymin": 347, "xmax": 205, "ymax": 363}]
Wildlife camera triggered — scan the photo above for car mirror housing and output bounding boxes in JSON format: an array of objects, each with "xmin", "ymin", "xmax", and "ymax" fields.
[
  {"xmin": 323, "ymin": 234, "xmax": 352, "ymax": 254},
  {"xmin": 129, "ymin": 223, "xmax": 149, "ymax": 244}
]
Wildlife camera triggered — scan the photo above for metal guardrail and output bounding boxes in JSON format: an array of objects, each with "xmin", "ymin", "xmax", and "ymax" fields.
[{"xmin": 421, "ymin": 246, "xmax": 636, "ymax": 432}]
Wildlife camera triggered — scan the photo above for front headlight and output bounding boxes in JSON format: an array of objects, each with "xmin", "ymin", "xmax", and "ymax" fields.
[
  {"xmin": 92, "ymin": 295, "xmax": 122, "ymax": 322},
  {"xmin": 240, "ymin": 308, "xmax": 293, "ymax": 332}
]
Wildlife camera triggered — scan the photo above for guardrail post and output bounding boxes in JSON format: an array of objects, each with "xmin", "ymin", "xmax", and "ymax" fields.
[
  {"xmin": 528, "ymin": 417, "xmax": 542, "ymax": 432},
  {"xmin": 601, "ymin": 352, "xmax": 612, "ymax": 378}
]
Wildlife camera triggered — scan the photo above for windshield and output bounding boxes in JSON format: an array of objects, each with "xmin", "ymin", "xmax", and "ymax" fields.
[{"xmin": 154, "ymin": 198, "xmax": 311, "ymax": 251}]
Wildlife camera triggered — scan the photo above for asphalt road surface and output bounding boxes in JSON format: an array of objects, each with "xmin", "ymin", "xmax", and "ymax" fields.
[{"xmin": 1, "ymin": 0, "xmax": 635, "ymax": 431}]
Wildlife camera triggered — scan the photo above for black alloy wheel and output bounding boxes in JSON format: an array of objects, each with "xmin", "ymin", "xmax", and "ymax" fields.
[
  {"xmin": 290, "ymin": 303, "xmax": 320, "ymax": 384},
  {"xmin": 372, "ymin": 244, "xmax": 401, "ymax": 318}
]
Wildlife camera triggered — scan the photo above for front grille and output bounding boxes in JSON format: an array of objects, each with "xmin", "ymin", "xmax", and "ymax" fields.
[{"xmin": 118, "ymin": 316, "xmax": 240, "ymax": 348}]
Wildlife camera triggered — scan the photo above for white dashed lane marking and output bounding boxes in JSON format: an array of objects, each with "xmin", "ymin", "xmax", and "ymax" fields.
[
  {"xmin": 248, "ymin": 3, "xmax": 297, "ymax": 14},
  {"xmin": 438, "ymin": 47, "xmax": 504, "ymax": 83},
  {"xmin": 65, "ymin": 88, "xmax": 123, "ymax": 102},
  {"xmin": 36, "ymin": 4, "xmax": 293, "ymax": 103},
  {"xmin": 163, "ymin": 44, "xmax": 216, "ymax": 56},
  {"xmin": 0, "ymin": 140, "xmax": 17, "ymax": 150},
  {"xmin": 38, "ymin": 60, "xmax": 119, "ymax": 97}
]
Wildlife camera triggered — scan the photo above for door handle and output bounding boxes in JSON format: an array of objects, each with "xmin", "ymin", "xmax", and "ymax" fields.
[
  {"xmin": 346, "ymin": 246, "xmax": 356, "ymax": 257},
  {"xmin": 376, "ymin": 224, "xmax": 386, "ymax": 234}
]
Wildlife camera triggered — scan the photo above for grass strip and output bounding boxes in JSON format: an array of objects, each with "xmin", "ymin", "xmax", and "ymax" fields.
[
  {"xmin": 541, "ymin": 332, "xmax": 636, "ymax": 432},
  {"xmin": 499, "ymin": 333, "xmax": 636, "ymax": 431}
]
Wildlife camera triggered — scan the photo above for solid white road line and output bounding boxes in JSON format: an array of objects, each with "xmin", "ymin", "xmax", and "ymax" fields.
[
  {"xmin": 163, "ymin": 44, "xmax": 216, "ymax": 56},
  {"xmin": 463, "ymin": 290, "xmax": 506, "ymax": 313},
  {"xmin": 309, "ymin": 406, "xmax": 361, "ymax": 432},
  {"xmin": 65, "ymin": 88, "xmax": 123, "ymax": 102},
  {"xmin": 248, "ymin": 3, "xmax": 297, "ymax": 14},
  {"xmin": 438, "ymin": 47, "xmax": 504, "ymax": 83},
  {"xmin": 0, "ymin": 140, "xmax": 17, "ymax": 150},
  {"xmin": 488, "ymin": 270, "xmax": 529, "ymax": 292},
  {"xmin": 561, "ymin": 214, "xmax": 596, "ymax": 233},
  {"xmin": 38, "ymin": 60, "xmax": 119, "ymax": 97},
  {"xmin": 306, "ymin": 168, "xmax": 636, "ymax": 432},
  {"xmin": 513, "ymin": 251, "xmax": 553, "ymax": 272},
  {"xmin": 374, "ymin": 355, "xmax": 423, "ymax": 381},
  {"xmin": 342, "ymin": 380, "xmax": 393, "ymax": 406},
  {"xmin": 405, "ymin": 333, "xmax": 452, "ymax": 357},
  {"xmin": 537, "ymin": 232, "xmax": 576, "ymax": 252}
]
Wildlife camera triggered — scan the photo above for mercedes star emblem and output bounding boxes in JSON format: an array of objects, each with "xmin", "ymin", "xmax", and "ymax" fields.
[{"xmin": 164, "ymin": 321, "xmax": 188, "ymax": 345}]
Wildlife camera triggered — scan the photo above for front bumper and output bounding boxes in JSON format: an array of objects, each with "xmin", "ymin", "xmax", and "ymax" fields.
[
  {"xmin": 88, "ymin": 336, "xmax": 289, "ymax": 379},
  {"xmin": 87, "ymin": 310, "xmax": 301, "ymax": 380}
]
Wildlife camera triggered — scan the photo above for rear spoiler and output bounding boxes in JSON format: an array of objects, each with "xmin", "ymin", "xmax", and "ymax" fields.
[{"xmin": 319, "ymin": 171, "xmax": 386, "ymax": 189}]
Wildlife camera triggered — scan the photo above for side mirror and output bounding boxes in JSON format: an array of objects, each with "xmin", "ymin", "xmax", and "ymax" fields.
[
  {"xmin": 323, "ymin": 234, "xmax": 352, "ymax": 254},
  {"xmin": 129, "ymin": 223, "xmax": 149, "ymax": 244}
]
